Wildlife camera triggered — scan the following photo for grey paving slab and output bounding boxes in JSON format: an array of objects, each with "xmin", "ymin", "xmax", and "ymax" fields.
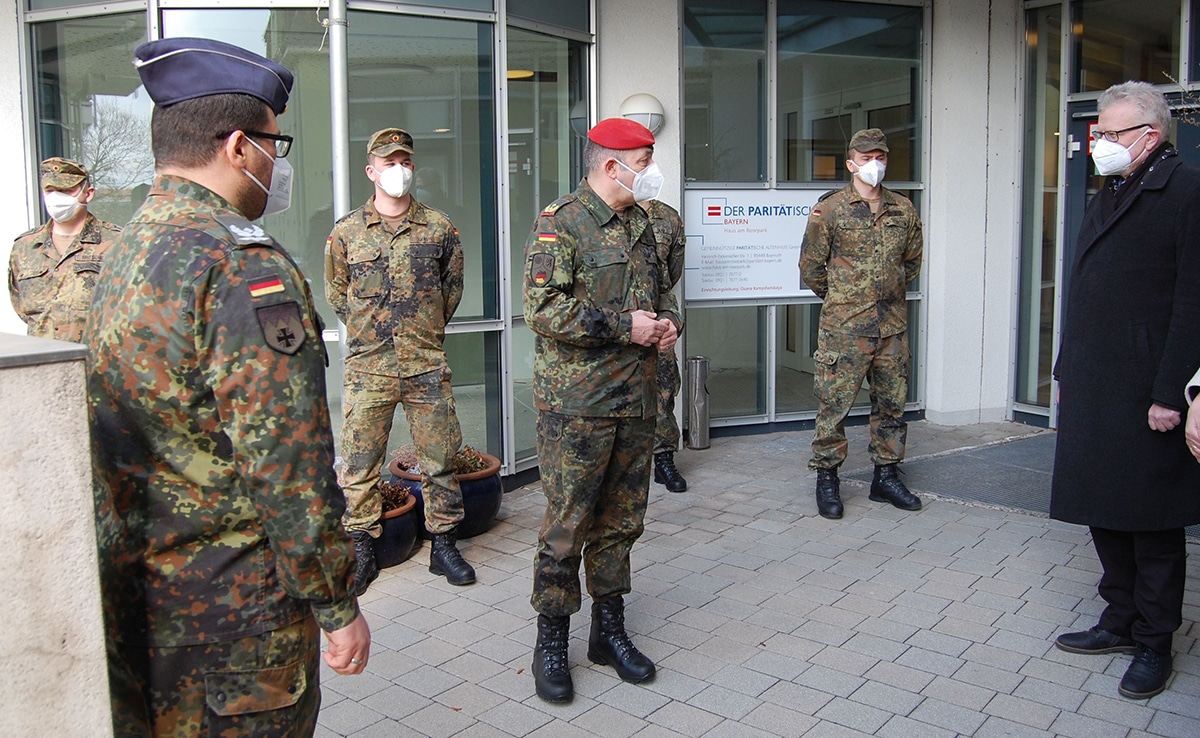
[{"xmin": 315, "ymin": 421, "xmax": 1200, "ymax": 738}]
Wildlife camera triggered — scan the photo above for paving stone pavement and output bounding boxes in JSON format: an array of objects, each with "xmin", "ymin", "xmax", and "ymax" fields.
[{"xmin": 317, "ymin": 420, "xmax": 1200, "ymax": 737}]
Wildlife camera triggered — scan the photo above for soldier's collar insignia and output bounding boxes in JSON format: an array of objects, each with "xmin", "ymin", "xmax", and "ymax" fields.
[
  {"xmin": 256, "ymin": 301, "xmax": 305, "ymax": 355},
  {"xmin": 529, "ymin": 252, "xmax": 554, "ymax": 287},
  {"xmin": 215, "ymin": 214, "xmax": 271, "ymax": 246}
]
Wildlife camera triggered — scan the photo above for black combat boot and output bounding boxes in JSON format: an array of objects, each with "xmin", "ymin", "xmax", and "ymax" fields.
[
  {"xmin": 653, "ymin": 451, "xmax": 688, "ymax": 493},
  {"xmin": 587, "ymin": 596, "xmax": 656, "ymax": 683},
  {"xmin": 869, "ymin": 464, "xmax": 921, "ymax": 510},
  {"xmin": 429, "ymin": 529, "xmax": 476, "ymax": 586},
  {"xmin": 532, "ymin": 614, "xmax": 573, "ymax": 703},
  {"xmin": 350, "ymin": 531, "xmax": 379, "ymax": 596},
  {"xmin": 815, "ymin": 468, "xmax": 843, "ymax": 519}
]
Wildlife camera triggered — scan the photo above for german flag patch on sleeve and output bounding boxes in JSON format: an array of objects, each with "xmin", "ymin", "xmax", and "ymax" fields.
[{"xmin": 249, "ymin": 276, "xmax": 285, "ymax": 298}]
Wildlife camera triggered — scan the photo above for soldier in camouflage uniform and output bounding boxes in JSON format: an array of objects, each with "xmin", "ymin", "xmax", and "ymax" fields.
[
  {"xmin": 325, "ymin": 127, "xmax": 473, "ymax": 591},
  {"xmin": 799, "ymin": 128, "xmax": 923, "ymax": 520},
  {"xmin": 85, "ymin": 38, "xmax": 370, "ymax": 737},
  {"xmin": 642, "ymin": 199, "xmax": 688, "ymax": 492},
  {"xmin": 524, "ymin": 118, "xmax": 681, "ymax": 703},
  {"xmin": 8, "ymin": 157, "xmax": 121, "ymax": 342}
]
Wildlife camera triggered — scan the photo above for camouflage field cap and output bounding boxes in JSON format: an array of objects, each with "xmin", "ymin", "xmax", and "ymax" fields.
[
  {"xmin": 40, "ymin": 157, "xmax": 88, "ymax": 189},
  {"xmin": 368, "ymin": 128, "xmax": 415, "ymax": 157},
  {"xmin": 848, "ymin": 128, "xmax": 889, "ymax": 154}
]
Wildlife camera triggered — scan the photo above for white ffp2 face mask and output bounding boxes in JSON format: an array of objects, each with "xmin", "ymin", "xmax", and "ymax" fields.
[
  {"xmin": 851, "ymin": 159, "xmax": 886, "ymax": 187},
  {"xmin": 1092, "ymin": 128, "xmax": 1152, "ymax": 177},
  {"xmin": 44, "ymin": 190, "xmax": 83, "ymax": 223},
  {"xmin": 377, "ymin": 164, "xmax": 413, "ymax": 198},
  {"xmin": 615, "ymin": 158, "xmax": 665, "ymax": 202},
  {"xmin": 243, "ymin": 137, "xmax": 293, "ymax": 218}
]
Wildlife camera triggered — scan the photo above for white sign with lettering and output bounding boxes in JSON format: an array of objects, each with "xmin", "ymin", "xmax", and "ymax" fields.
[{"xmin": 682, "ymin": 189, "xmax": 824, "ymax": 301}]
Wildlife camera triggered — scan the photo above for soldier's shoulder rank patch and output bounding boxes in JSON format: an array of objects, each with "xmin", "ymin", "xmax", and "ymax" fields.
[
  {"xmin": 540, "ymin": 194, "xmax": 575, "ymax": 217},
  {"xmin": 256, "ymin": 301, "xmax": 306, "ymax": 355},
  {"xmin": 215, "ymin": 214, "xmax": 272, "ymax": 246},
  {"xmin": 249, "ymin": 275, "xmax": 286, "ymax": 298},
  {"xmin": 529, "ymin": 252, "xmax": 554, "ymax": 287}
]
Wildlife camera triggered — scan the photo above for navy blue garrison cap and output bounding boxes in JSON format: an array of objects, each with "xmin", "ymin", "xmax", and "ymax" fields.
[{"xmin": 134, "ymin": 38, "xmax": 294, "ymax": 115}]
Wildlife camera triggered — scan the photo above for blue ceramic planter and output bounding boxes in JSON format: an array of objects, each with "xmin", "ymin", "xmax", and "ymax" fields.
[
  {"xmin": 372, "ymin": 493, "xmax": 420, "ymax": 568},
  {"xmin": 387, "ymin": 452, "xmax": 503, "ymax": 539}
]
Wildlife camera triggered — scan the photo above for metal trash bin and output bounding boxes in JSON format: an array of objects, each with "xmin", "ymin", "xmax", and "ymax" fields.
[{"xmin": 686, "ymin": 355, "xmax": 711, "ymax": 449}]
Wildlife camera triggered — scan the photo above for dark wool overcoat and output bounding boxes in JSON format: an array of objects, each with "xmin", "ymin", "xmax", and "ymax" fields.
[{"xmin": 1050, "ymin": 147, "xmax": 1200, "ymax": 531}]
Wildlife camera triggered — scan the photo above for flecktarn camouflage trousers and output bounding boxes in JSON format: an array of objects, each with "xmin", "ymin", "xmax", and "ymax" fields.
[
  {"xmin": 531, "ymin": 411, "xmax": 653, "ymax": 617},
  {"xmin": 809, "ymin": 329, "xmax": 909, "ymax": 470},
  {"xmin": 340, "ymin": 367, "xmax": 464, "ymax": 535}
]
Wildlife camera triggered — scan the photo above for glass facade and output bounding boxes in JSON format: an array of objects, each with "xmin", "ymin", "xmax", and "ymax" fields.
[
  {"xmin": 506, "ymin": 26, "xmax": 588, "ymax": 458},
  {"xmin": 683, "ymin": 0, "xmax": 924, "ymax": 426},
  {"xmin": 1017, "ymin": 4, "xmax": 1061, "ymax": 409},
  {"xmin": 683, "ymin": 0, "xmax": 768, "ymax": 182},
  {"xmin": 777, "ymin": 0, "xmax": 922, "ymax": 184},
  {"xmin": 30, "ymin": 14, "xmax": 150, "ymax": 227},
  {"xmin": 23, "ymin": 1, "xmax": 588, "ymax": 471},
  {"xmin": 26, "ymin": 0, "xmax": 1200, "ymax": 451},
  {"xmin": 1071, "ymin": 0, "xmax": 1181, "ymax": 92}
]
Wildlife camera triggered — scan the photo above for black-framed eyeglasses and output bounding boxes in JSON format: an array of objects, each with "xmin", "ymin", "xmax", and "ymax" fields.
[
  {"xmin": 216, "ymin": 130, "xmax": 294, "ymax": 158},
  {"xmin": 1093, "ymin": 124, "xmax": 1151, "ymax": 143}
]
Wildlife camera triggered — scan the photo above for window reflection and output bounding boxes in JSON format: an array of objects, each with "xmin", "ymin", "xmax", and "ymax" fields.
[
  {"xmin": 31, "ymin": 13, "xmax": 149, "ymax": 226},
  {"xmin": 1017, "ymin": 5, "xmax": 1062, "ymax": 408},
  {"xmin": 685, "ymin": 305, "xmax": 766, "ymax": 418},
  {"xmin": 684, "ymin": 0, "xmax": 768, "ymax": 182},
  {"xmin": 1072, "ymin": 0, "xmax": 1180, "ymax": 93},
  {"xmin": 506, "ymin": 27, "xmax": 587, "ymax": 463},
  {"xmin": 776, "ymin": 0, "xmax": 922, "ymax": 183},
  {"xmin": 347, "ymin": 11, "xmax": 498, "ymax": 323}
]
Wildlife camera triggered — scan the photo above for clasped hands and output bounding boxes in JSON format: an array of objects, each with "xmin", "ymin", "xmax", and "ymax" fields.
[{"xmin": 630, "ymin": 309, "xmax": 678, "ymax": 352}]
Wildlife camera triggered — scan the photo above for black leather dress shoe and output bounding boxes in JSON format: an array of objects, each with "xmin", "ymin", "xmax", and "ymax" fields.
[
  {"xmin": 1054, "ymin": 626, "xmax": 1136, "ymax": 655},
  {"xmin": 1119, "ymin": 646, "xmax": 1172, "ymax": 699}
]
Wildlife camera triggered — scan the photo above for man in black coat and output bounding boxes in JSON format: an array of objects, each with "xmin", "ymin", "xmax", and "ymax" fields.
[{"xmin": 1051, "ymin": 80, "xmax": 1200, "ymax": 700}]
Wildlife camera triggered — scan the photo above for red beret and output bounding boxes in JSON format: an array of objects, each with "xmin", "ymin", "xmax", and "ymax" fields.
[{"xmin": 587, "ymin": 117, "xmax": 655, "ymax": 149}]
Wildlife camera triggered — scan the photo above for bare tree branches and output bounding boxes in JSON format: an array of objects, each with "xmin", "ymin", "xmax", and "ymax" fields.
[{"xmin": 78, "ymin": 98, "xmax": 154, "ymax": 190}]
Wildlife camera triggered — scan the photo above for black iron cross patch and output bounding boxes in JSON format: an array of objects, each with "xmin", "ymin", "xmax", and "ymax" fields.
[{"xmin": 256, "ymin": 301, "xmax": 306, "ymax": 355}]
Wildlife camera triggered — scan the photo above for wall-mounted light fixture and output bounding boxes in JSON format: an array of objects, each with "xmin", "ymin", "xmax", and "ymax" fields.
[
  {"xmin": 618, "ymin": 92, "xmax": 665, "ymax": 134},
  {"xmin": 569, "ymin": 99, "xmax": 589, "ymax": 138}
]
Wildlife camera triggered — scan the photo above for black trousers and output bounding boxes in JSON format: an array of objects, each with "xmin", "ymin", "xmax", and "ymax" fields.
[{"xmin": 1091, "ymin": 526, "xmax": 1187, "ymax": 655}]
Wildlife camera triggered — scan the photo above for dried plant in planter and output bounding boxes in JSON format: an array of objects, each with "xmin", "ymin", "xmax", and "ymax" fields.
[
  {"xmin": 379, "ymin": 480, "xmax": 411, "ymax": 513},
  {"xmin": 389, "ymin": 444, "xmax": 493, "ymax": 476}
]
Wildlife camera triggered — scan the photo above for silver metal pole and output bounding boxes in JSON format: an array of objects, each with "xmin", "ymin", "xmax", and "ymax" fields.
[{"xmin": 329, "ymin": 0, "xmax": 350, "ymax": 220}]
